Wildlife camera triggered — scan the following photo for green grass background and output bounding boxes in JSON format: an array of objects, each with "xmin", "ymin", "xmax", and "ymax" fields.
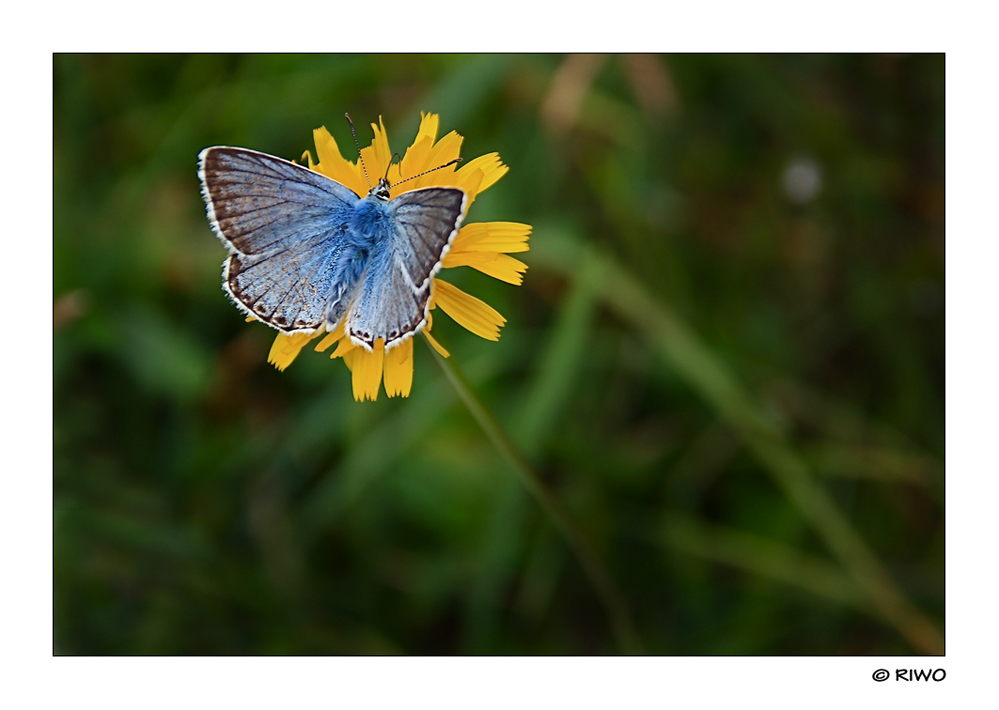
[{"xmin": 54, "ymin": 54, "xmax": 944, "ymax": 655}]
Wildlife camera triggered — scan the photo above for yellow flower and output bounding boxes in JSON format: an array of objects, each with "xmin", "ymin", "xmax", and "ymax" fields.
[{"xmin": 261, "ymin": 113, "xmax": 531, "ymax": 401}]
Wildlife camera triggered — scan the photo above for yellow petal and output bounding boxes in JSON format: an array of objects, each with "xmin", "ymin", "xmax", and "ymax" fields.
[
  {"xmin": 312, "ymin": 126, "xmax": 341, "ymax": 166},
  {"xmin": 455, "ymin": 153, "xmax": 508, "ymax": 197},
  {"xmin": 383, "ymin": 338, "xmax": 414, "ymax": 397},
  {"xmin": 340, "ymin": 345, "xmax": 356, "ymax": 372},
  {"xmin": 454, "ymin": 169, "xmax": 483, "ymax": 207},
  {"xmin": 422, "ymin": 328, "xmax": 450, "ymax": 358},
  {"xmin": 396, "ymin": 113, "xmax": 440, "ymax": 189},
  {"xmin": 398, "ymin": 136, "xmax": 434, "ymax": 190},
  {"xmin": 357, "ymin": 145, "xmax": 381, "ymax": 190},
  {"xmin": 417, "ymin": 112, "xmax": 440, "ymax": 146},
  {"xmin": 420, "ymin": 131, "xmax": 464, "ymax": 188},
  {"xmin": 442, "ymin": 251, "xmax": 528, "ymax": 285},
  {"xmin": 450, "ymin": 222, "xmax": 532, "ymax": 254},
  {"xmin": 315, "ymin": 321, "xmax": 345, "ymax": 352},
  {"xmin": 433, "ymin": 280, "xmax": 506, "ymax": 341},
  {"xmin": 368, "ymin": 116, "xmax": 392, "ymax": 176},
  {"xmin": 349, "ymin": 339, "xmax": 384, "ymax": 401},
  {"xmin": 267, "ymin": 331, "xmax": 316, "ymax": 372},
  {"xmin": 314, "ymin": 126, "xmax": 367, "ymax": 196},
  {"xmin": 330, "ymin": 335, "xmax": 356, "ymax": 360},
  {"xmin": 429, "ymin": 131, "xmax": 463, "ymax": 163}
]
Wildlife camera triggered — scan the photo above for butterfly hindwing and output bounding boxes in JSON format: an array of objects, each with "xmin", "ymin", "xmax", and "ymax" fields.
[
  {"xmin": 224, "ymin": 234, "xmax": 344, "ymax": 331},
  {"xmin": 199, "ymin": 147, "xmax": 360, "ymax": 332},
  {"xmin": 345, "ymin": 187, "xmax": 467, "ymax": 349}
]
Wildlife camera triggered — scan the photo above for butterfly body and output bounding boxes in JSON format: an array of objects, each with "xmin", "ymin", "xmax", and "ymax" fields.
[{"xmin": 199, "ymin": 146, "xmax": 467, "ymax": 351}]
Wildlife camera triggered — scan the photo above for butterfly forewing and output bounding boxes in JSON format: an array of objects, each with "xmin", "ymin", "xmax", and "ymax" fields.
[{"xmin": 199, "ymin": 147, "xmax": 359, "ymax": 255}]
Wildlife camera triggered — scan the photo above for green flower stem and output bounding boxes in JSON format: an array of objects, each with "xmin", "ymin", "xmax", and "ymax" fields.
[
  {"xmin": 427, "ymin": 338, "xmax": 641, "ymax": 654},
  {"xmin": 531, "ymin": 234, "xmax": 943, "ymax": 654}
]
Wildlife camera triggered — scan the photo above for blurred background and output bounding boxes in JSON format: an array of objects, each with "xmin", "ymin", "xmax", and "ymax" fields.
[{"xmin": 54, "ymin": 54, "xmax": 944, "ymax": 655}]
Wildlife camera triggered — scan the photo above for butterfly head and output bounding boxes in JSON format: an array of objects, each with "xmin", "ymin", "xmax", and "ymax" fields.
[{"xmin": 370, "ymin": 177, "xmax": 392, "ymax": 201}]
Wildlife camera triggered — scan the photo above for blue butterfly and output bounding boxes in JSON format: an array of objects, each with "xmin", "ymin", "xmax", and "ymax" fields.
[{"xmin": 198, "ymin": 140, "xmax": 467, "ymax": 351}]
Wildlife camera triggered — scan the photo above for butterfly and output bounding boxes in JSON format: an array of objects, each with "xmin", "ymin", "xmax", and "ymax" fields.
[{"xmin": 198, "ymin": 132, "xmax": 466, "ymax": 352}]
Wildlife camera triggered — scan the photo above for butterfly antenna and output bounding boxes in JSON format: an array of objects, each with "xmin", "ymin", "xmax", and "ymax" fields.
[
  {"xmin": 391, "ymin": 157, "xmax": 463, "ymax": 188},
  {"xmin": 344, "ymin": 113, "xmax": 371, "ymax": 189}
]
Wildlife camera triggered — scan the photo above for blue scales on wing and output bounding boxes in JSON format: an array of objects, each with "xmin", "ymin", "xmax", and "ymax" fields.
[
  {"xmin": 198, "ymin": 147, "xmax": 362, "ymax": 332},
  {"xmin": 345, "ymin": 187, "xmax": 467, "ymax": 350}
]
